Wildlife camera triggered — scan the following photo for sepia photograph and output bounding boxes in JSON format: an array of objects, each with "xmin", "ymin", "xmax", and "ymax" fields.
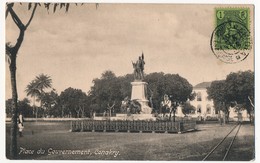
[{"xmin": 4, "ymin": 2, "xmax": 255, "ymax": 161}]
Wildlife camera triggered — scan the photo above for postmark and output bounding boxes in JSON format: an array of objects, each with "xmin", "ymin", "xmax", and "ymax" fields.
[{"xmin": 211, "ymin": 8, "xmax": 252, "ymax": 64}]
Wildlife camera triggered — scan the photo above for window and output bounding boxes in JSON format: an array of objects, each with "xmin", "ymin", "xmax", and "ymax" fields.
[
  {"xmin": 206, "ymin": 104, "xmax": 211, "ymax": 114},
  {"xmin": 215, "ymin": 108, "xmax": 218, "ymax": 114},
  {"xmin": 197, "ymin": 105, "xmax": 201, "ymax": 113},
  {"xmin": 197, "ymin": 92, "xmax": 202, "ymax": 101},
  {"xmin": 190, "ymin": 109, "xmax": 195, "ymax": 114}
]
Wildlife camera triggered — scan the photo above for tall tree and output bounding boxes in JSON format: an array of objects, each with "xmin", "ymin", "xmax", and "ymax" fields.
[
  {"xmin": 145, "ymin": 72, "xmax": 194, "ymax": 112},
  {"xmin": 207, "ymin": 80, "xmax": 227, "ymax": 113},
  {"xmin": 5, "ymin": 2, "xmax": 93, "ymax": 158},
  {"xmin": 6, "ymin": 98, "xmax": 34, "ymax": 118},
  {"xmin": 34, "ymin": 74, "xmax": 52, "ymax": 93},
  {"xmin": 25, "ymin": 80, "xmax": 40, "ymax": 118},
  {"xmin": 207, "ymin": 70, "xmax": 254, "ymax": 123},
  {"xmin": 89, "ymin": 70, "xmax": 123, "ymax": 113},
  {"xmin": 59, "ymin": 87, "xmax": 89, "ymax": 118},
  {"xmin": 6, "ymin": 3, "xmax": 37, "ymax": 158},
  {"xmin": 18, "ymin": 98, "xmax": 34, "ymax": 117},
  {"xmin": 225, "ymin": 70, "xmax": 254, "ymax": 123},
  {"xmin": 41, "ymin": 90, "xmax": 59, "ymax": 117},
  {"xmin": 5, "ymin": 3, "xmax": 72, "ymax": 158},
  {"xmin": 25, "ymin": 74, "xmax": 52, "ymax": 118}
]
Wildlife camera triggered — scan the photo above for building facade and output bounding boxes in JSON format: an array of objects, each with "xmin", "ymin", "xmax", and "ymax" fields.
[
  {"xmin": 189, "ymin": 81, "xmax": 250, "ymax": 121},
  {"xmin": 189, "ymin": 82, "xmax": 218, "ymax": 119}
]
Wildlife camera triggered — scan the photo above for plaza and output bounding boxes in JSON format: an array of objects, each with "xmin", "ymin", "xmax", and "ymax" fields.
[{"xmin": 5, "ymin": 121, "xmax": 254, "ymax": 160}]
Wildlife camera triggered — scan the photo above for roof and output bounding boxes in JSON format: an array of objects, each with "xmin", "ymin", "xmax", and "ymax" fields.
[{"xmin": 193, "ymin": 82, "xmax": 212, "ymax": 89}]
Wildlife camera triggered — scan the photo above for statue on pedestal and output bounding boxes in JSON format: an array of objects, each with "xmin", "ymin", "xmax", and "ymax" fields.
[{"xmin": 132, "ymin": 52, "xmax": 145, "ymax": 81}]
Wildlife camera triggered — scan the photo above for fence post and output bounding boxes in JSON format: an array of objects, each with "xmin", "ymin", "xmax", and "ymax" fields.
[
  {"xmin": 103, "ymin": 121, "xmax": 106, "ymax": 132},
  {"xmin": 70, "ymin": 121, "xmax": 73, "ymax": 132},
  {"xmin": 81, "ymin": 120, "xmax": 84, "ymax": 132},
  {"xmin": 165, "ymin": 121, "xmax": 168, "ymax": 133},
  {"xmin": 127, "ymin": 121, "xmax": 130, "ymax": 133},
  {"xmin": 178, "ymin": 122, "xmax": 182, "ymax": 134},
  {"xmin": 152, "ymin": 121, "xmax": 155, "ymax": 133},
  {"xmin": 92, "ymin": 120, "xmax": 95, "ymax": 132},
  {"xmin": 115, "ymin": 121, "xmax": 118, "ymax": 132},
  {"xmin": 139, "ymin": 121, "xmax": 142, "ymax": 133}
]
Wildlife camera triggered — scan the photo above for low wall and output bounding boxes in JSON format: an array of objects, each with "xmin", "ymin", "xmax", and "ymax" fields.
[
  {"xmin": 94, "ymin": 114, "xmax": 156, "ymax": 121},
  {"xmin": 71, "ymin": 120, "xmax": 197, "ymax": 134},
  {"xmin": 5, "ymin": 117, "xmax": 91, "ymax": 122}
]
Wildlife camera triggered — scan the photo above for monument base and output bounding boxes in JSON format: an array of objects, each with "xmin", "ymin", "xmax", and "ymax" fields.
[
  {"xmin": 175, "ymin": 106, "xmax": 185, "ymax": 117},
  {"xmin": 112, "ymin": 114, "xmax": 156, "ymax": 121},
  {"xmin": 131, "ymin": 81, "xmax": 152, "ymax": 114},
  {"xmin": 93, "ymin": 114, "xmax": 156, "ymax": 121}
]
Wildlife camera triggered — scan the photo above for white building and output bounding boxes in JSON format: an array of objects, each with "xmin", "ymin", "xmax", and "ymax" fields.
[
  {"xmin": 189, "ymin": 81, "xmax": 250, "ymax": 121},
  {"xmin": 189, "ymin": 82, "xmax": 218, "ymax": 119}
]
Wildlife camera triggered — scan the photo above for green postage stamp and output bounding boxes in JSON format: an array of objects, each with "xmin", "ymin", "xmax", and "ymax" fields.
[{"xmin": 211, "ymin": 7, "xmax": 252, "ymax": 63}]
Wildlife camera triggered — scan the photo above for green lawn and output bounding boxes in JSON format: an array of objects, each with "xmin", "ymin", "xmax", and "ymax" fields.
[{"xmin": 5, "ymin": 121, "xmax": 254, "ymax": 160}]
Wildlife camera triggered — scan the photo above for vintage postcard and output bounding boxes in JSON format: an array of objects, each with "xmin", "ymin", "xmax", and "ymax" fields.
[{"xmin": 5, "ymin": 2, "xmax": 255, "ymax": 161}]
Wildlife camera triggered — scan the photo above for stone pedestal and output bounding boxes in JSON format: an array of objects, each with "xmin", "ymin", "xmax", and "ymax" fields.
[
  {"xmin": 131, "ymin": 81, "xmax": 152, "ymax": 114},
  {"xmin": 112, "ymin": 114, "xmax": 155, "ymax": 121},
  {"xmin": 175, "ymin": 106, "xmax": 185, "ymax": 117}
]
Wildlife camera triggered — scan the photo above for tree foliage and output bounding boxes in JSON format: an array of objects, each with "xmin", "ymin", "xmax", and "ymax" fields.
[
  {"xmin": 145, "ymin": 72, "xmax": 194, "ymax": 111},
  {"xmin": 25, "ymin": 74, "xmax": 52, "ymax": 108},
  {"xmin": 6, "ymin": 98, "xmax": 33, "ymax": 118},
  {"xmin": 59, "ymin": 87, "xmax": 90, "ymax": 118},
  {"xmin": 207, "ymin": 80, "xmax": 227, "ymax": 112},
  {"xmin": 89, "ymin": 70, "xmax": 124, "ymax": 113},
  {"xmin": 182, "ymin": 102, "xmax": 196, "ymax": 115},
  {"xmin": 207, "ymin": 70, "xmax": 254, "ymax": 122},
  {"xmin": 225, "ymin": 71, "xmax": 254, "ymax": 106},
  {"xmin": 25, "ymin": 74, "xmax": 53, "ymax": 118},
  {"xmin": 41, "ymin": 91, "xmax": 59, "ymax": 117}
]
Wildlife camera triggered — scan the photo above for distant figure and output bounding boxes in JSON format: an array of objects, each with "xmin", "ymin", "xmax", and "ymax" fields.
[
  {"xmin": 121, "ymin": 96, "xmax": 130, "ymax": 113},
  {"xmin": 132, "ymin": 52, "xmax": 145, "ymax": 80},
  {"xmin": 160, "ymin": 94, "xmax": 172, "ymax": 117},
  {"xmin": 18, "ymin": 112, "xmax": 24, "ymax": 137}
]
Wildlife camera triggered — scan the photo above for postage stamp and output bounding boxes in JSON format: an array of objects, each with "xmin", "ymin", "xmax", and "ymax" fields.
[{"xmin": 211, "ymin": 8, "xmax": 252, "ymax": 63}]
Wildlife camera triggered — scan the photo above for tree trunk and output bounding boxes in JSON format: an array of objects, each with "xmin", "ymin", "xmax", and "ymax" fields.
[
  {"xmin": 77, "ymin": 111, "xmax": 80, "ymax": 118},
  {"xmin": 8, "ymin": 27, "xmax": 25, "ymax": 159},
  {"xmin": 81, "ymin": 107, "xmax": 85, "ymax": 118},
  {"xmin": 61, "ymin": 106, "xmax": 64, "ymax": 118},
  {"xmin": 33, "ymin": 96, "xmax": 35, "ymax": 118},
  {"xmin": 79, "ymin": 105, "xmax": 85, "ymax": 118},
  {"xmin": 9, "ymin": 53, "xmax": 18, "ymax": 159}
]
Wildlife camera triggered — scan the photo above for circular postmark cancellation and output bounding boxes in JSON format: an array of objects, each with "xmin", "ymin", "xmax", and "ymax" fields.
[
  {"xmin": 211, "ymin": 8, "xmax": 252, "ymax": 64},
  {"xmin": 210, "ymin": 21, "xmax": 252, "ymax": 64}
]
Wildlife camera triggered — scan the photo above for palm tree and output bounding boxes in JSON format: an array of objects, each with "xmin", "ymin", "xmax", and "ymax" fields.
[
  {"xmin": 25, "ymin": 81, "xmax": 38, "ymax": 118},
  {"xmin": 25, "ymin": 74, "xmax": 52, "ymax": 119},
  {"xmin": 35, "ymin": 74, "xmax": 52, "ymax": 93},
  {"xmin": 35, "ymin": 74, "xmax": 52, "ymax": 117}
]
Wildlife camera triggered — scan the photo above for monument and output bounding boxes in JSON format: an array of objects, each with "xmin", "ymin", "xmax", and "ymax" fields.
[
  {"xmin": 96, "ymin": 52, "xmax": 155, "ymax": 121},
  {"xmin": 131, "ymin": 52, "xmax": 153, "ymax": 114}
]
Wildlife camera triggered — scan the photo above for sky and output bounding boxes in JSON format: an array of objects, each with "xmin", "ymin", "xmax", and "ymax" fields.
[{"xmin": 5, "ymin": 3, "xmax": 254, "ymax": 101}]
